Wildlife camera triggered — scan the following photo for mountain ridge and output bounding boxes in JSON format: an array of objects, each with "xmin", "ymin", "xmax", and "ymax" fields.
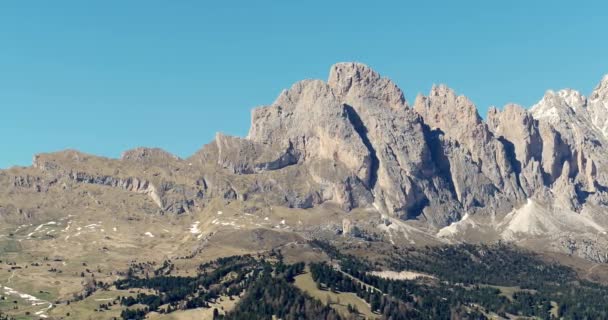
[{"xmin": 2, "ymin": 62, "xmax": 608, "ymax": 263}]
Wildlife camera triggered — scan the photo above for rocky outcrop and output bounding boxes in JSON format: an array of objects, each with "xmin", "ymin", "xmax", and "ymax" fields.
[
  {"xmin": 215, "ymin": 133, "xmax": 297, "ymax": 174},
  {"xmin": 328, "ymin": 63, "xmax": 453, "ymax": 223},
  {"xmin": 248, "ymin": 79, "xmax": 373, "ymax": 183},
  {"xmin": 559, "ymin": 236, "xmax": 608, "ymax": 263},
  {"xmin": 246, "ymin": 76, "xmax": 381, "ymax": 212},
  {"xmin": 586, "ymin": 75, "xmax": 608, "ymax": 138},
  {"xmin": 487, "ymin": 104, "xmax": 542, "ymax": 167},
  {"xmin": 530, "ymin": 89, "xmax": 589, "ymax": 148},
  {"xmin": 528, "ymin": 77, "xmax": 608, "ymax": 204},
  {"xmin": 537, "ymin": 121, "xmax": 571, "ymax": 183},
  {"xmin": 414, "ymin": 86, "xmax": 524, "ymax": 201},
  {"xmin": 341, "ymin": 218, "xmax": 361, "ymax": 237},
  {"xmin": 121, "ymin": 147, "xmax": 180, "ymax": 163},
  {"xmin": 414, "ymin": 86, "xmax": 525, "ymax": 217},
  {"xmin": 487, "ymin": 104, "xmax": 547, "ymax": 196},
  {"xmin": 9, "ymin": 174, "xmax": 51, "ymax": 192},
  {"xmin": 31, "ymin": 150, "xmax": 205, "ymax": 214},
  {"xmin": 69, "ymin": 172, "xmax": 164, "ymax": 208},
  {"xmin": 328, "ymin": 62, "xmax": 407, "ymax": 110}
]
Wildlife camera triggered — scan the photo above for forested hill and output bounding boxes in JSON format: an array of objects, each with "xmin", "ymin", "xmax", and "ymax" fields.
[{"xmin": 7, "ymin": 242, "xmax": 603, "ymax": 320}]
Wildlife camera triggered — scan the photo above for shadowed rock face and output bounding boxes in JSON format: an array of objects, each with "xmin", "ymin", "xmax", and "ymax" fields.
[{"xmin": 2, "ymin": 63, "xmax": 608, "ymax": 261}]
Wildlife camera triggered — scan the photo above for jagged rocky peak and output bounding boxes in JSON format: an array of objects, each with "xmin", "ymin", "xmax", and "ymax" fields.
[
  {"xmin": 327, "ymin": 62, "xmax": 407, "ymax": 109},
  {"xmin": 486, "ymin": 104, "xmax": 557, "ymax": 195},
  {"xmin": 413, "ymin": 84, "xmax": 482, "ymax": 141},
  {"xmin": 590, "ymin": 74, "xmax": 608, "ymax": 101},
  {"xmin": 325, "ymin": 63, "xmax": 438, "ymax": 221},
  {"xmin": 527, "ymin": 75, "xmax": 608, "ymax": 134},
  {"xmin": 558, "ymin": 89, "xmax": 587, "ymax": 108},
  {"xmin": 243, "ymin": 63, "xmax": 443, "ymax": 220},
  {"xmin": 247, "ymin": 77, "xmax": 373, "ymax": 184},
  {"xmin": 529, "ymin": 75, "xmax": 608, "ymax": 168},
  {"xmin": 243, "ymin": 63, "xmax": 524, "ymax": 224},
  {"xmin": 587, "ymin": 74, "xmax": 608, "ymax": 138},
  {"xmin": 531, "ymin": 89, "xmax": 586, "ymax": 122},
  {"xmin": 415, "ymin": 85, "xmax": 524, "ymax": 200},
  {"xmin": 487, "ymin": 104, "xmax": 542, "ymax": 166}
]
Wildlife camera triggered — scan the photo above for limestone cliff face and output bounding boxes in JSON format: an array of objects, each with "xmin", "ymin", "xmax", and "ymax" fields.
[
  {"xmin": 245, "ymin": 78, "xmax": 376, "ymax": 211},
  {"xmin": 413, "ymin": 86, "xmax": 526, "ymax": 217},
  {"xmin": 225, "ymin": 63, "xmax": 607, "ymax": 227},
  {"xmin": 243, "ymin": 63, "xmax": 462, "ymax": 225},
  {"xmin": 327, "ymin": 63, "xmax": 452, "ymax": 224},
  {"xmin": 215, "ymin": 133, "xmax": 297, "ymax": 174},
  {"xmin": 528, "ymin": 78, "xmax": 608, "ymax": 209},
  {"xmin": 414, "ymin": 86, "xmax": 525, "ymax": 201},
  {"xmin": 31, "ymin": 150, "xmax": 201, "ymax": 214},
  {"xmin": 586, "ymin": 75, "xmax": 608, "ymax": 138},
  {"xmin": 248, "ymin": 79, "xmax": 372, "ymax": 180},
  {"xmin": 486, "ymin": 104, "xmax": 544, "ymax": 195}
]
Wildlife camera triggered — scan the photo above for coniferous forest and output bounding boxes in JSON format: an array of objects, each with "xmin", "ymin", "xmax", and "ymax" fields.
[{"xmin": 48, "ymin": 241, "xmax": 608, "ymax": 320}]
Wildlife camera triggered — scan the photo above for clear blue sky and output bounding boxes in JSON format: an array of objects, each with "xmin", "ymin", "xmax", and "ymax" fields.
[{"xmin": 1, "ymin": 1, "xmax": 607, "ymax": 168}]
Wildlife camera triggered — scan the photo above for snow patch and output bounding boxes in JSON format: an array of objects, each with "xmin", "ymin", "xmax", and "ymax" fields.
[
  {"xmin": 27, "ymin": 221, "xmax": 58, "ymax": 238},
  {"xmin": 190, "ymin": 221, "xmax": 201, "ymax": 234},
  {"xmin": 370, "ymin": 270, "xmax": 436, "ymax": 281},
  {"xmin": 534, "ymin": 106, "xmax": 559, "ymax": 120},
  {"xmin": 3, "ymin": 286, "xmax": 53, "ymax": 317},
  {"xmin": 34, "ymin": 221, "xmax": 56, "ymax": 232}
]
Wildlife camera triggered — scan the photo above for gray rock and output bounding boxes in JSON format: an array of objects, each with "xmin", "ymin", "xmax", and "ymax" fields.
[{"xmin": 215, "ymin": 133, "xmax": 297, "ymax": 174}]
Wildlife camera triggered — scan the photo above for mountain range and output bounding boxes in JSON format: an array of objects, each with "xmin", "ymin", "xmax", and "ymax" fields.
[{"xmin": 2, "ymin": 62, "xmax": 608, "ymax": 319}]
